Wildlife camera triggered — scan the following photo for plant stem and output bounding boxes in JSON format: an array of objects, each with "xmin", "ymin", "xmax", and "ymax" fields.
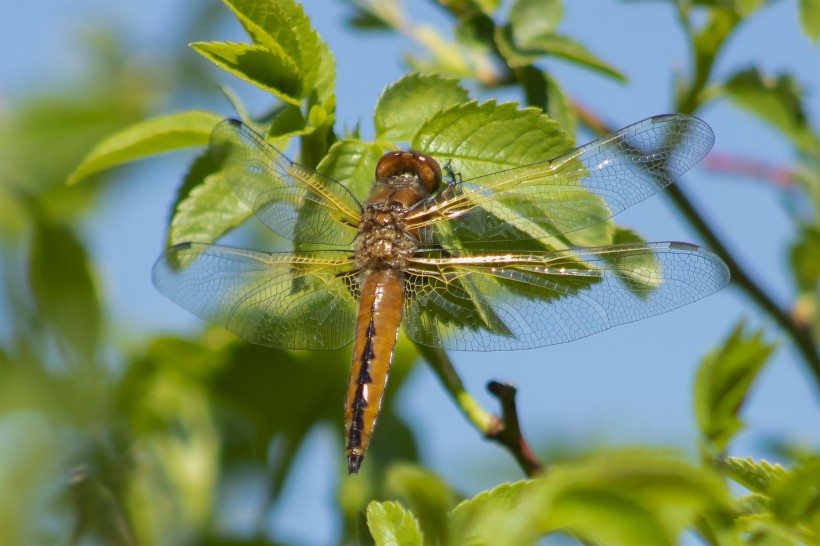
[{"xmin": 414, "ymin": 342, "xmax": 545, "ymax": 477}]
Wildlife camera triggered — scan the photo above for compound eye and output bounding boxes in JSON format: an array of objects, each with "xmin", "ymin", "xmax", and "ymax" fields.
[{"xmin": 376, "ymin": 151, "xmax": 442, "ymax": 192}]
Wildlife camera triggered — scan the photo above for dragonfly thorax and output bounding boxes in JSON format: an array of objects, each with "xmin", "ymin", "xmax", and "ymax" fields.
[{"xmin": 354, "ymin": 199, "xmax": 417, "ymax": 271}]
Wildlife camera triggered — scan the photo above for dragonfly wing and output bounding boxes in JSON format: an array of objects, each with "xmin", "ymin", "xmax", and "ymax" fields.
[
  {"xmin": 409, "ymin": 114, "xmax": 714, "ymax": 248},
  {"xmin": 153, "ymin": 243, "xmax": 358, "ymax": 350},
  {"xmin": 210, "ymin": 119, "xmax": 363, "ymax": 246},
  {"xmin": 402, "ymin": 242, "xmax": 729, "ymax": 350}
]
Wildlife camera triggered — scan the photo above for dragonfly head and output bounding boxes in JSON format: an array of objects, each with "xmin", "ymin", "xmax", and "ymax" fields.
[{"xmin": 376, "ymin": 151, "xmax": 442, "ymax": 193}]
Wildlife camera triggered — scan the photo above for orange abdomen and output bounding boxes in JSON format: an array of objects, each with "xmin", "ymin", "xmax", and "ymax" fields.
[{"xmin": 345, "ymin": 269, "xmax": 404, "ymax": 473}]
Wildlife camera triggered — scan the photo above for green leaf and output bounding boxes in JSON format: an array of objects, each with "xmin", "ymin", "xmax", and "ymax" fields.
[
  {"xmin": 800, "ymin": 0, "xmax": 820, "ymax": 41},
  {"xmin": 221, "ymin": 0, "xmax": 332, "ymax": 106},
  {"xmin": 722, "ymin": 68, "xmax": 818, "ymax": 154},
  {"xmin": 66, "ymin": 110, "xmax": 222, "ymax": 185},
  {"xmin": 722, "ymin": 456, "xmax": 788, "ymax": 495},
  {"xmin": 313, "ymin": 39, "xmax": 337, "ymax": 110},
  {"xmin": 384, "ymin": 464, "xmax": 457, "ymax": 545},
  {"xmin": 508, "ymin": 0, "xmax": 563, "ymax": 45},
  {"xmin": 29, "ymin": 219, "xmax": 101, "ymax": 359},
  {"xmin": 601, "ymin": 228, "xmax": 661, "ymax": 297},
  {"xmin": 529, "ymin": 34, "xmax": 626, "ymax": 82},
  {"xmin": 191, "ymin": 42, "xmax": 303, "ymax": 105},
  {"xmin": 413, "ymin": 100, "xmax": 611, "ymax": 248},
  {"xmin": 316, "ymin": 138, "xmax": 384, "ymax": 201},
  {"xmin": 374, "ymin": 74, "xmax": 469, "ymax": 142},
  {"xmin": 448, "ymin": 481, "xmax": 537, "ymax": 545},
  {"xmin": 530, "ymin": 450, "xmax": 732, "ymax": 546},
  {"xmin": 367, "ymin": 501, "xmax": 424, "ymax": 546},
  {"xmin": 167, "ymin": 153, "xmax": 250, "ymax": 248},
  {"xmin": 495, "ymin": 19, "xmax": 625, "ymax": 83},
  {"xmin": 694, "ymin": 322, "xmax": 776, "ymax": 454},
  {"xmin": 769, "ymin": 457, "xmax": 820, "ymax": 527},
  {"xmin": 790, "ymin": 225, "xmax": 820, "ymax": 293},
  {"xmin": 405, "ymin": 27, "xmax": 486, "ymax": 81},
  {"xmin": 266, "ymin": 103, "xmax": 308, "ymax": 141},
  {"xmin": 413, "ymin": 100, "xmax": 571, "ymax": 179}
]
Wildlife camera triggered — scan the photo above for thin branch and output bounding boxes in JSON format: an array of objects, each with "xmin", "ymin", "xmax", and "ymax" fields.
[
  {"xmin": 414, "ymin": 342, "xmax": 544, "ymax": 477},
  {"xmin": 486, "ymin": 381, "xmax": 544, "ymax": 477}
]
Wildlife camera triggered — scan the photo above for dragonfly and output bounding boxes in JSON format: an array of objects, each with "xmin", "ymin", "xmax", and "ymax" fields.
[{"xmin": 153, "ymin": 113, "xmax": 730, "ymax": 474}]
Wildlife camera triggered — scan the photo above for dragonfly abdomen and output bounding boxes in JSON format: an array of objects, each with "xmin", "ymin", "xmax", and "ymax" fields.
[{"xmin": 345, "ymin": 268, "xmax": 404, "ymax": 474}]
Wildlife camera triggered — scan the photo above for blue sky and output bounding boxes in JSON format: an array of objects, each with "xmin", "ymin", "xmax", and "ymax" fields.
[{"xmin": 2, "ymin": 1, "xmax": 819, "ymax": 544}]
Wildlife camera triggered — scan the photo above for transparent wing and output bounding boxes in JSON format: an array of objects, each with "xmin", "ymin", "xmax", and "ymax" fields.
[
  {"xmin": 210, "ymin": 119, "xmax": 363, "ymax": 246},
  {"xmin": 152, "ymin": 243, "xmax": 359, "ymax": 350},
  {"xmin": 402, "ymin": 242, "xmax": 729, "ymax": 350},
  {"xmin": 408, "ymin": 114, "xmax": 714, "ymax": 248}
]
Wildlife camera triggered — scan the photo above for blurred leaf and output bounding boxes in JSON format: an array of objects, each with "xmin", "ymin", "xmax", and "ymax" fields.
[
  {"xmin": 29, "ymin": 219, "xmax": 101, "ymax": 360},
  {"xmin": 790, "ymin": 225, "xmax": 820, "ymax": 292},
  {"xmin": 800, "ymin": 0, "xmax": 820, "ymax": 41},
  {"xmin": 769, "ymin": 457, "xmax": 820, "ymax": 528},
  {"xmin": 530, "ymin": 450, "xmax": 732, "ymax": 546},
  {"xmin": 508, "ymin": 0, "xmax": 563, "ymax": 45},
  {"xmin": 343, "ymin": 0, "xmax": 401, "ymax": 30},
  {"xmin": 374, "ymin": 74, "xmax": 469, "ymax": 142},
  {"xmin": 0, "ymin": 413, "xmax": 88, "ymax": 546},
  {"xmin": 695, "ymin": 322, "xmax": 776, "ymax": 454},
  {"xmin": 211, "ymin": 343, "xmax": 349, "ymax": 489},
  {"xmin": 496, "ymin": 25, "xmax": 626, "ymax": 83},
  {"xmin": 448, "ymin": 450, "xmax": 732, "ymax": 545},
  {"xmin": 384, "ymin": 464, "xmax": 457, "ymax": 545},
  {"xmin": 722, "ymin": 456, "xmax": 788, "ymax": 494},
  {"xmin": 67, "ymin": 111, "xmax": 222, "ymax": 185},
  {"xmin": 722, "ymin": 68, "xmax": 817, "ymax": 154},
  {"xmin": 453, "ymin": 12, "xmax": 496, "ymax": 53},
  {"xmin": 118, "ymin": 337, "xmax": 223, "ymax": 545},
  {"xmin": 406, "ymin": 26, "xmax": 488, "ymax": 81},
  {"xmin": 366, "ymin": 501, "xmax": 424, "ymax": 546}
]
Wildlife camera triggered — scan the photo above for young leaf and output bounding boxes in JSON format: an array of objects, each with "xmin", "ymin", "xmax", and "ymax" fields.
[
  {"xmin": 384, "ymin": 464, "xmax": 457, "ymax": 545},
  {"xmin": 374, "ymin": 74, "xmax": 469, "ymax": 142},
  {"xmin": 221, "ymin": 0, "xmax": 329, "ymax": 104},
  {"xmin": 29, "ymin": 219, "xmax": 101, "ymax": 359},
  {"xmin": 366, "ymin": 501, "xmax": 424, "ymax": 546},
  {"xmin": 722, "ymin": 456, "xmax": 788, "ymax": 495},
  {"xmin": 66, "ymin": 111, "xmax": 222, "ymax": 185},
  {"xmin": 694, "ymin": 322, "xmax": 776, "ymax": 454},
  {"xmin": 191, "ymin": 42, "xmax": 303, "ymax": 105}
]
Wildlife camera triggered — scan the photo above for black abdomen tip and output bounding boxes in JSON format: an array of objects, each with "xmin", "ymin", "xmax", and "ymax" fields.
[{"xmin": 348, "ymin": 454, "xmax": 363, "ymax": 474}]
